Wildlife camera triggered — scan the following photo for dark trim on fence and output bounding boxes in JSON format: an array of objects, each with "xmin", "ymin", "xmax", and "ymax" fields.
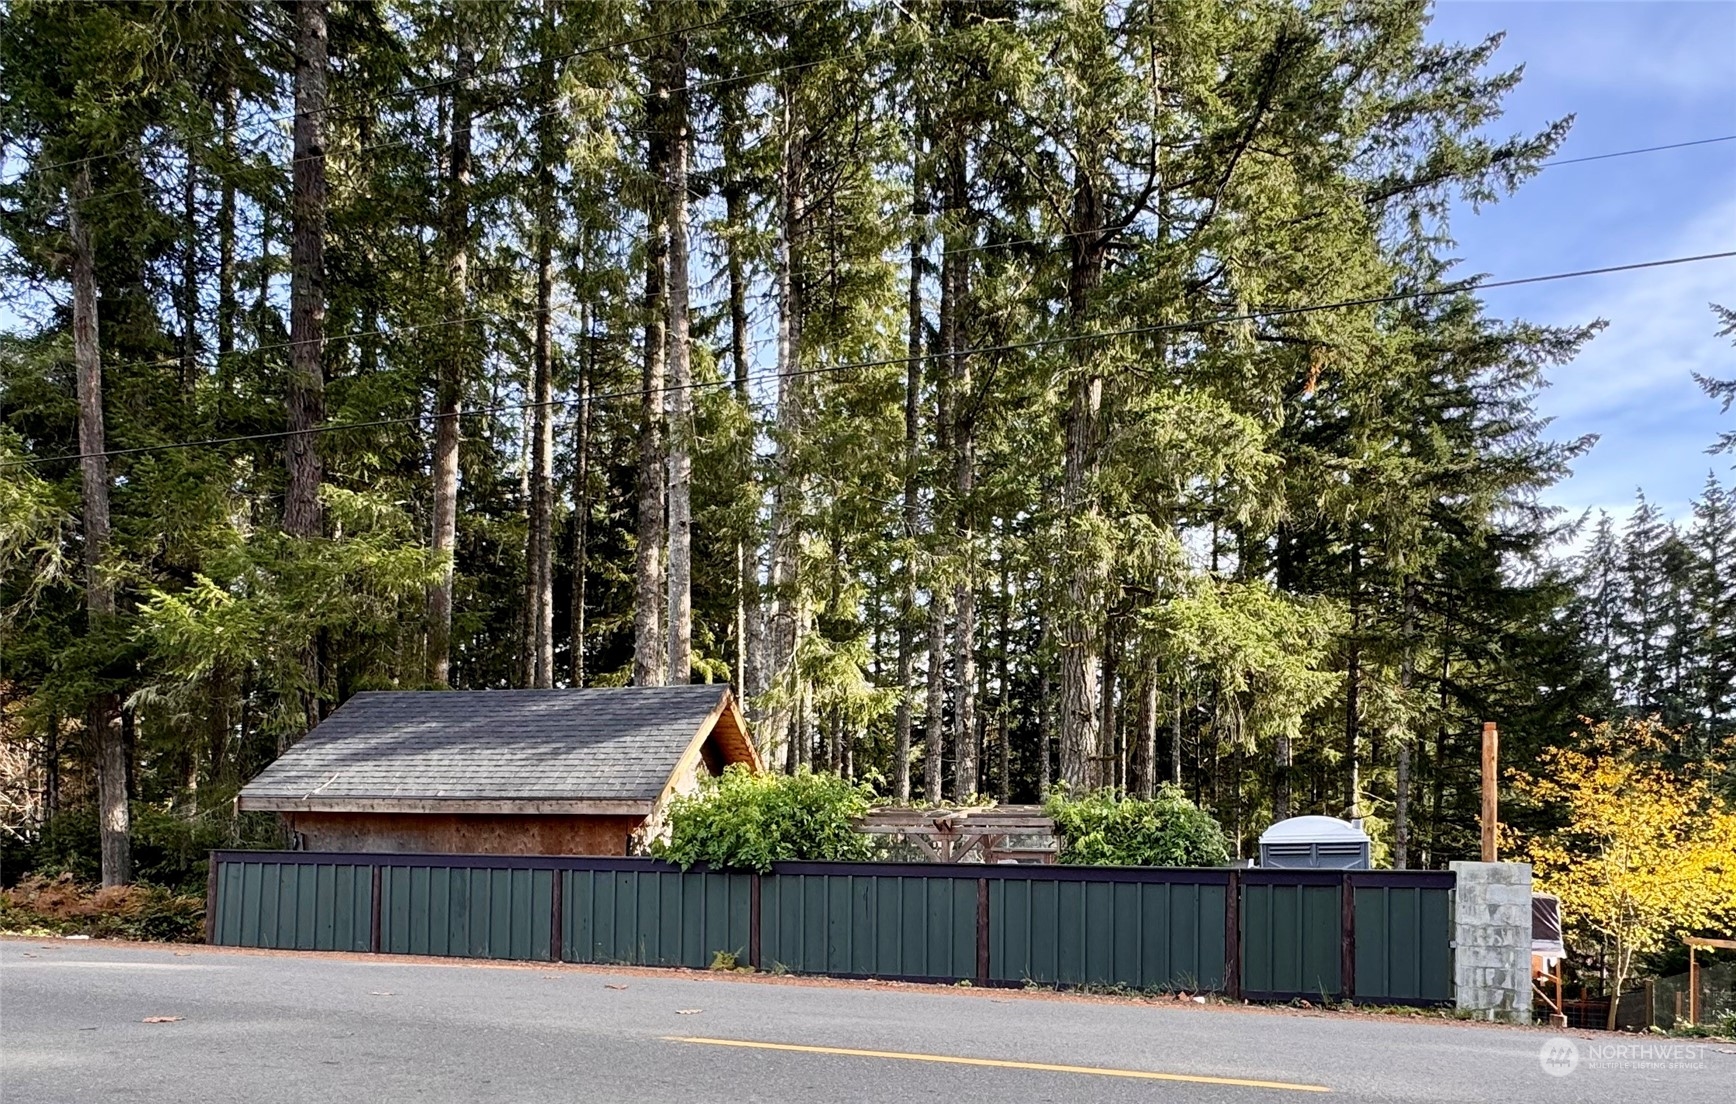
[
  {"xmin": 975, "ymin": 878, "xmax": 990, "ymax": 984},
  {"xmin": 1224, "ymin": 868, "xmax": 1241, "ymax": 1000},
  {"xmin": 369, "ymin": 865, "xmax": 382, "ymax": 954},
  {"xmin": 1341, "ymin": 872, "xmax": 1356, "ymax": 1001},
  {"xmin": 204, "ymin": 858, "xmax": 219, "ymax": 944},
  {"xmin": 1351, "ymin": 871, "xmax": 1454, "ymax": 889},
  {"xmin": 549, "ymin": 869, "xmax": 563, "ymax": 963},
  {"xmin": 771, "ymin": 860, "xmax": 1234, "ymax": 885},
  {"xmin": 207, "ymin": 852, "xmax": 1227, "ymax": 885},
  {"xmin": 1241, "ymin": 869, "xmax": 1345, "ymax": 886},
  {"xmin": 748, "ymin": 873, "xmax": 761, "ymax": 970}
]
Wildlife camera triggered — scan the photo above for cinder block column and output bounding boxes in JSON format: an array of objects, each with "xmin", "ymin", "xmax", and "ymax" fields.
[{"xmin": 1449, "ymin": 861, "xmax": 1533, "ymax": 1024}]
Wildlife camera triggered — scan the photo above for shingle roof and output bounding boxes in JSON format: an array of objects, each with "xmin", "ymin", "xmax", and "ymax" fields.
[{"xmin": 239, "ymin": 685, "xmax": 738, "ymax": 811}]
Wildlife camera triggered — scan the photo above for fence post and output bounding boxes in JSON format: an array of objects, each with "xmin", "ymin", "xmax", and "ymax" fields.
[
  {"xmin": 550, "ymin": 867, "xmax": 564, "ymax": 963},
  {"xmin": 976, "ymin": 878, "xmax": 990, "ymax": 985},
  {"xmin": 1340, "ymin": 874, "xmax": 1356, "ymax": 1003},
  {"xmin": 749, "ymin": 873, "xmax": 762, "ymax": 970},
  {"xmin": 204, "ymin": 854, "xmax": 220, "ymax": 944},
  {"xmin": 1224, "ymin": 868, "xmax": 1241, "ymax": 1000},
  {"xmin": 369, "ymin": 865, "xmax": 383, "ymax": 954}
]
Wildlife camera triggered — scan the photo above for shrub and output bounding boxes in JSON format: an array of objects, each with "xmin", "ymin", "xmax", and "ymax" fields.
[
  {"xmin": 653, "ymin": 766, "xmax": 876, "ymax": 873},
  {"xmin": 1043, "ymin": 786, "xmax": 1231, "ymax": 867},
  {"xmin": 0, "ymin": 873, "xmax": 205, "ymax": 942},
  {"xmin": 5, "ymin": 797, "xmax": 283, "ymax": 894}
]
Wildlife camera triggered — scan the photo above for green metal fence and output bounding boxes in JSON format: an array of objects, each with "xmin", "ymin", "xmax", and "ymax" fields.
[
  {"xmin": 562, "ymin": 867, "xmax": 752, "ymax": 968},
  {"xmin": 210, "ymin": 857, "xmax": 374, "ymax": 952},
  {"xmin": 1352, "ymin": 879, "xmax": 1454, "ymax": 1003},
  {"xmin": 760, "ymin": 870, "xmax": 979, "ymax": 980},
  {"xmin": 989, "ymin": 873, "xmax": 1228, "ymax": 990},
  {"xmin": 207, "ymin": 852, "xmax": 1454, "ymax": 1005},
  {"xmin": 379, "ymin": 863, "xmax": 554, "ymax": 960}
]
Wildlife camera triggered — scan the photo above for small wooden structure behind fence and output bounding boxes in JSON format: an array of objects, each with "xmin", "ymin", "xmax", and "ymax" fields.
[{"xmin": 207, "ymin": 851, "xmax": 1454, "ymax": 1005}]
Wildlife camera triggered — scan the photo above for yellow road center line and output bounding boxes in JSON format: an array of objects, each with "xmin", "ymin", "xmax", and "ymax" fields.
[{"xmin": 664, "ymin": 1036, "xmax": 1332, "ymax": 1093}]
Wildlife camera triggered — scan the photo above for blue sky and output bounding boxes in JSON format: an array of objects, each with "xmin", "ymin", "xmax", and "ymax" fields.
[{"xmin": 1425, "ymin": 1, "xmax": 1736, "ymax": 524}]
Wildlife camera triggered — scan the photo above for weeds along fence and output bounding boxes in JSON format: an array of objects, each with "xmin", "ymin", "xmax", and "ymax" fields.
[{"xmin": 207, "ymin": 852, "xmax": 1454, "ymax": 1004}]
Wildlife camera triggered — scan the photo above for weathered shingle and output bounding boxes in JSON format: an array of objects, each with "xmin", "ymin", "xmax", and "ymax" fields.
[{"xmin": 240, "ymin": 685, "xmax": 729, "ymax": 804}]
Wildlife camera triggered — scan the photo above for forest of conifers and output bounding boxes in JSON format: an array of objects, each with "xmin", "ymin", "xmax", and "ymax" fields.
[{"xmin": 3, "ymin": 1, "xmax": 1733, "ymax": 887}]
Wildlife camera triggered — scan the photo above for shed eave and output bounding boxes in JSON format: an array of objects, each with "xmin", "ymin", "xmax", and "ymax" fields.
[{"xmin": 238, "ymin": 796, "xmax": 656, "ymax": 816}]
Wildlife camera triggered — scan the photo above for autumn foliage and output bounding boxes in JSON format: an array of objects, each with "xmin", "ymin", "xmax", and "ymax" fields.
[
  {"xmin": 0, "ymin": 874, "xmax": 205, "ymax": 942},
  {"xmin": 1513, "ymin": 719, "xmax": 1736, "ymax": 1024}
]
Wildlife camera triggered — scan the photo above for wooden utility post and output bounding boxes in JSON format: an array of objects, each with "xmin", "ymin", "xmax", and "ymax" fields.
[{"xmin": 1480, "ymin": 721, "xmax": 1499, "ymax": 862}]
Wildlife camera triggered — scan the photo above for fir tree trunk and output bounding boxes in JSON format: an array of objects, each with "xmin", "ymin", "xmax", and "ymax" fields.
[
  {"xmin": 285, "ymin": 0, "xmax": 328, "ymax": 741},
  {"xmin": 1038, "ymin": 658, "xmax": 1052, "ymax": 799},
  {"xmin": 946, "ymin": 210, "xmax": 976, "ymax": 799},
  {"xmin": 995, "ymin": 541, "xmax": 1011, "ymax": 802},
  {"xmin": 429, "ymin": 25, "xmax": 472, "ymax": 688},
  {"xmin": 1058, "ymin": 170, "xmax": 1106, "ymax": 790},
  {"xmin": 179, "ymin": 138, "xmax": 198, "ymax": 393},
  {"xmin": 570, "ymin": 297, "xmax": 592, "ymax": 687},
  {"xmin": 925, "ymin": 595, "xmax": 948, "ymax": 804},
  {"xmin": 70, "ymin": 166, "xmax": 130, "ymax": 887},
  {"xmin": 632, "ymin": 51, "xmax": 670, "ymax": 687},
  {"xmin": 1345, "ymin": 543, "xmax": 1362, "ymax": 818},
  {"xmin": 576, "ymin": 357, "xmax": 597, "ymax": 690},
  {"xmin": 721, "ymin": 89, "xmax": 754, "ymax": 704},
  {"xmin": 285, "ymin": 0, "xmax": 327, "ymax": 542},
  {"xmin": 1100, "ymin": 611, "xmax": 1120, "ymax": 791},
  {"xmin": 1395, "ymin": 577, "xmax": 1415, "ymax": 867},
  {"xmin": 527, "ymin": 10, "xmax": 557, "ymax": 689},
  {"xmin": 216, "ymin": 86, "xmax": 237, "ymax": 370},
  {"xmin": 1136, "ymin": 672, "xmax": 1157, "ymax": 798},
  {"xmin": 893, "ymin": 160, "xmax": 924, "ymax": 802},
  {"xmin": 1171, "ymin": 674, "xmax": 1183, "ymax": 787},
  {"xmin": 664, "ymin": 29, "xmax": 694, "ymax": 686},
  {"xmin": 765, "ymin": 85, "xmax": 806, "ymax": 748}
]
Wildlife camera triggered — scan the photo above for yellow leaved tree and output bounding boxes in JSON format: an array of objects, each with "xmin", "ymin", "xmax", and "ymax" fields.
[{"xmin": 1512, "ymin": 719, "xmax": 1736, "ymax": 1030}]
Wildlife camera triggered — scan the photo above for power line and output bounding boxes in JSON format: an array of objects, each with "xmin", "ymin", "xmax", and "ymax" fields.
[
  {"xmin": 7, "ymin": 248, "xmax": 1731, "ymax": 471},
  {"xmin": 944, "ymin": 134, "xmax": 1736, "ymax": 258},
  {"xmin": 1542, "ymin": 134, "xmax": 1734, "ymax": 167}
]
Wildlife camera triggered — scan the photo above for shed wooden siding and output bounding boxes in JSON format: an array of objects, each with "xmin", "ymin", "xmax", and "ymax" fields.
[{"xmin": 285, "ymin": 812, "xmax": 645, "ymax": 856}]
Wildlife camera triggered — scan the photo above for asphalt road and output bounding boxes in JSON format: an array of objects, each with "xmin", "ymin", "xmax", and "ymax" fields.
[{"xmin": 3, "ymin": 939, "xmax": 1731, "ymax": 1103}]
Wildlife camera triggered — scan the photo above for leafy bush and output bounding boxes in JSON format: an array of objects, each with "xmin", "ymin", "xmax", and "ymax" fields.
[
  {"xmin": 1043, "ymin": 786, "xmax": 1231, "ymax": 867},
  {"xmin": 0, "ymin": 873, "xmax": 205, "ymax": 942},
  {"xmin": 653, "ymin": 766, "xmax": 876, "ymax": 873}
]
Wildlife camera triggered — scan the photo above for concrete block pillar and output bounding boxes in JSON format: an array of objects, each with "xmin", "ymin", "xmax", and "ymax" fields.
[{"xmin": 1449, "ymin": 861, "xmax": 1533, "ymax": 1024}]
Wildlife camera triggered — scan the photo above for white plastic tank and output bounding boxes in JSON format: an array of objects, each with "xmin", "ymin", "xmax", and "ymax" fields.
[{"xmin": 1257, "ymin": 815, "xmax": 1371, "ymax": 870}]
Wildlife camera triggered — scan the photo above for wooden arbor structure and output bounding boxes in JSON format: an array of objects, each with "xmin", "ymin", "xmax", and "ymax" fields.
[{"xmin": 854, "ymin": 806, "xmax": 1057, "ymax": 864}]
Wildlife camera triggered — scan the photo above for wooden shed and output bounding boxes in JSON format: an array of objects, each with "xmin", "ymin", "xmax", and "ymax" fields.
[{"xmin": 237, "ymin": 685, "xmax": 759, "ymax": 856}]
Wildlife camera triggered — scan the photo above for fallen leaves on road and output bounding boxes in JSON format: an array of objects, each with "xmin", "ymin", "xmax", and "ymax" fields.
[
  {"xmin": 141, "ymin": 1016, "xmax": 182, "ymax": 1024},
  {"xmin": 173, "ymin": 951, "xmax": 191, "ymax": 957},
  {"xmin": 675, "ymin": 1009, "xmax": 703, "ymax": 1015},
  {"xmin": 604, "ymin": 984, "xmax": 628, "ymax": 991}
]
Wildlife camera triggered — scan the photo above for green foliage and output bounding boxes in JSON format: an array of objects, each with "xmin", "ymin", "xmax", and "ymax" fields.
[
  {"xmin": 1044, "ymin": 786, "xmax": 1231, "ymax": 868},
  {"xmin": 7, "ymin": 800, "xmax": 280, "ymax": 895},
  {"xmin": 653, "ymin": 766, "xmax": 875, "ymax": 873}
]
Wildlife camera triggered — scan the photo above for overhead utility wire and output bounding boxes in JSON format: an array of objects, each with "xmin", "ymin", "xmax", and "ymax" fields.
[
  {"xmin": 7, "ymin": 249, "xmax": 1731, "ymax": 471},
  {"xmin": 944, "ymin": 134, "xmax": 1736, "ymax": 258}
]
